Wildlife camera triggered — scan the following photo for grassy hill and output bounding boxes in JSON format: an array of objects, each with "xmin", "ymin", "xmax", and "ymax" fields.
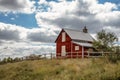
[{"xmin": 0, "ymin": 58, "xmax": 120, "ymax": 80}]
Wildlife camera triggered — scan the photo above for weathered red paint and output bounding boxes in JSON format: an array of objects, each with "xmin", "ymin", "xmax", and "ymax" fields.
[
  {"xmin": 55, "ymin": 29, "xmax": 92, "ymax": 58},
  {"xmin": 55, "ymin": 29, "xmax": 71, "ymax": 57}
]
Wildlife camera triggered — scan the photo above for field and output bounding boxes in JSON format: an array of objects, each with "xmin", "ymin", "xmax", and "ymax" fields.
[{"xmin": 0, "ymin": 58, "xmax": 120, "ymax": 80}]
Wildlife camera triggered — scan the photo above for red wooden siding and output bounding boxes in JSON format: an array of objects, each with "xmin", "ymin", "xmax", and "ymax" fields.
[
  {"xmin": 66, "ymin": 43, "xmax": 89, "ymax": 58},
  {"xmin": 56, "ymin": 29, "xmax": 72, "ymax": 57},
  {"xmin": 55, "ymin": 29, "xmax": 93, "ymax": 58}
]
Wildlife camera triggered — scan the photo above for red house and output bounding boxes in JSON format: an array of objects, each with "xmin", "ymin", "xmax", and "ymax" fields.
[{"xmin": 55, "ymin": 27, "xmax": 94, "ymax": 58}]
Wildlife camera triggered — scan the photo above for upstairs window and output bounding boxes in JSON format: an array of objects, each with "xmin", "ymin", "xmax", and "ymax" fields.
[{"xmin": 62, "ymin": 32, "xmax": 66, "ymax": 42}]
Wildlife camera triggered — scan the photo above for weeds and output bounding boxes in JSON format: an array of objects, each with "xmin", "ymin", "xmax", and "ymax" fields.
[
  {"xmin": 0, "ymin": 59, "xmax": 120, "ymax": 80},
  {"xmin": 107, "ymin": 53, "xmax": 120, "ymax": 63}
]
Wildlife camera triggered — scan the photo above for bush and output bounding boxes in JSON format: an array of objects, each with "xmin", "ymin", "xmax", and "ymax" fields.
[
  {"xmin": 0, "ymin": 58, "xmax": 7, "ymax": 64},
  {"xmin": 107, "ymin": 53, "xmax": 120, "ymax": 63},
  {"xmin": 14, "ymin": 57, "xmax": 22, "ymax": 62},
  {"xmin": 25, "ymin": 54, "xmax": 41, "ymax": 60},
  {"xmin": 0, "ymin": 57, "xmax": 14, "ymax": 65}
]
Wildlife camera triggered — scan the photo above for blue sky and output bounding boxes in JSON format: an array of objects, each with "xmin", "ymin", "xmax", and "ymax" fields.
[
  {"xmin": 0, "ymin": 0, "xmax": 120, "ymax": 59},
  {"xmin": 0, "ymin": 13, "xmax": 38, "ymax": 28},
  {"xmin": 99, "ymin": 0, "xmax": 120, "ymax": 10},
  {"xmin": 99, "ymin": 0, "xmax": 120, "ymax": 4}
]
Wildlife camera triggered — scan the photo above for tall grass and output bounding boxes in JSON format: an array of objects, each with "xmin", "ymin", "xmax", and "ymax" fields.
[{"xmin": 0, "ymin": 58, "xmax": 120, "ymax": 80}]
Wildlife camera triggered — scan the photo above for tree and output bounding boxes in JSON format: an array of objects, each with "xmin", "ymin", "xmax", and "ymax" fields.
[
  {"xmin": 93, "ymin": 30, "xmax": 118, "ymax": 52},
  {"xmin": 7, "ymin": 57, "xmax": 13, "ymax": 63}
]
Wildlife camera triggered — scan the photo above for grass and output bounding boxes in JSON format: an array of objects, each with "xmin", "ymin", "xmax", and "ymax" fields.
[{"xmin": 0, "ymin": 58, "xmax": 120, "ymax": 80}]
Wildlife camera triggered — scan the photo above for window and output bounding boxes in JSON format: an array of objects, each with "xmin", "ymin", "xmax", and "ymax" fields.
[
  {"xmin": 62, "ymin": 32, "xmax": 66, "ymax": 42},
  {"xmin": 75, "ymin": 46, "xmax": 79, "ymax": 50}
]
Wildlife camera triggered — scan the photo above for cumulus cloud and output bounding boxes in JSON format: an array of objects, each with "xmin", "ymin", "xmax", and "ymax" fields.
[
  {"xmin": 0, "ymin": 22, "xmax": 58, "ymax": 43},
  {"xmin": 0, "ymin": 22, "xmax": 25, "ymax": 42},
  {"xmin": 0, "ymin": 0, "xmax": 35, "ymax": 13},
  {"xmin": 27, "ymin": 28, "xmax": 57, "ymax": 42},
  {"xmin": 0, "ymin": 22, "xmax": 56, "ymax": 59},
  {"xmin": 36, "ymin": 0, "xmax": 120, "ymax": 34}
]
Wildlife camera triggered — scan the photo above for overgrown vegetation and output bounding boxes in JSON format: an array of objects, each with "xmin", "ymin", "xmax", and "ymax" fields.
[
  {"xmin": 93, "ymin": 29, "xmax": 120, "ymax": 63},
  {"xmin": 93, "ymin": 29, "xmax": 118, "ymax": 52},
  {"xmin": 0, "ymin": 54, "xmax": 43, "ymax": 65},
  {"xmin": 0, "ymin": 58, "xmax": 120, "ymax": 80}
]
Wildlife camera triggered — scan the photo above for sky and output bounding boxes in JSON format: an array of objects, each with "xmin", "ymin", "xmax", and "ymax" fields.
[{"xmin": 0, "ymin": 0, "xmax": 120, "ymax": 59}]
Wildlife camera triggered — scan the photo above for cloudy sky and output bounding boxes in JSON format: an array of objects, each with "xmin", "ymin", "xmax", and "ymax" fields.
[{"xmin": 0, "ymin": 0, "xmax": 120, "ymax": 59}]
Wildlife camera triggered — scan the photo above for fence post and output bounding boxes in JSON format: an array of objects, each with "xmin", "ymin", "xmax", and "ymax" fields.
[
  {"xmin": 44, "ymin": 54, "xmax": 46, "ymax": 59},
  {"xmin": 102, "ymin": 51, "xmax": 104, "ymax": 56},
  {"xmin": 66, "ymin": 52, "xmax": 67, "ymax": 59},
  {"xmin": 71, "ymin": 52, "xmax": 72, "ymax": 59},
  {"xmin": 82, "ymin": 46, "xmax": 84, "ymax": 59},
  {"xmin": 88, "ymin": 51, "xmax": 90, "ymax": 58},
  {"xmin": 50, "ymin": 53, "xmax": 52, "ymax": 60},
  {"xmin": 77, "ymin": 52, "xmax": 78, "ymax": 59}
]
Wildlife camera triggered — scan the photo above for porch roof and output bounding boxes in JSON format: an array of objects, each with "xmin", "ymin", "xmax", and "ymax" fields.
[{"xmin": 72, "ymin": 41, "xmax": 93, "ymax": 47}]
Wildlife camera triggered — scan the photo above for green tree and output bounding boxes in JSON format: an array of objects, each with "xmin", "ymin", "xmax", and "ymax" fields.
[
  {"xmin": 2, "ymin": 58, "xmax": 7, "ymax": 64},
  {"xmin": 93, "ymin": 30, "xmax": 118, "ymax": 52},
  {"xmin": 7, "ymin": 57, "xmax": 13, "ymax": 63}
]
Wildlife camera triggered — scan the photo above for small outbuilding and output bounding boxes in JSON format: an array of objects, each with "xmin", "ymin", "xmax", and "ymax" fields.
[{"xmin": 55, "ymin": 27, "xmax": 94, "ymax": 58}]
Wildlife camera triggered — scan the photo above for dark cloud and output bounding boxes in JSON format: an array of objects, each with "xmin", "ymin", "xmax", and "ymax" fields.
[
  {"xmin": 0, "ymin": 28, "xmax": 20, "ymax": 41},
  {"xmin": 39, "ymin": 14, "xmax": 102, "ymax": 34},
  {"xmin": 0, "ymin": 0, "xmax": 24, "ymax": 10},
  {"xmin": 27, "ymin": 31, "xmax": 57, "ymax": 43},
  {"xmin": 0, "ymin": 0, "xmax": 35, "ymax": 13},
  {"xmin": 105, "ymin": 19, "xmax": 120, "ymax": 27},
  {"xmin": 72, "ymin": 0, "xmax": 91, "ymax": 16}
]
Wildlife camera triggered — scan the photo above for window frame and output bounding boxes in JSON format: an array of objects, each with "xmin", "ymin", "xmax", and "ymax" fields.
[
  {"xmin": 75, "ymin": 46, "xmax": 79, "ymax": 51},
  {"xmin": 62, "ymin": 32, "xmax": 66, "ymax": 42}
]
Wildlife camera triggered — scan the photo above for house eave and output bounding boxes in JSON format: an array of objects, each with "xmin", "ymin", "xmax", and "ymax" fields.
[{"xmin": 72, "ymin": 41, "xmax": 93, "ymax": 47}]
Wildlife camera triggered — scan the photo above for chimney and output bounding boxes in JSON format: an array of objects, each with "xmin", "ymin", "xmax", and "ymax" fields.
[{"xmin": 83, "ymin": 26, "xmax": 88, "ymax": 33}]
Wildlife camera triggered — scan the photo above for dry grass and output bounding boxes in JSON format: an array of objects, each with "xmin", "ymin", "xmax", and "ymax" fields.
[{"xmin": 0, "ymin": 58, "xmax": 120, "ymax": 80}]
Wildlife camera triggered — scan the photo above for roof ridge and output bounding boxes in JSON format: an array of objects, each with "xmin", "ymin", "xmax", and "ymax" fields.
[{"xmin": 63, "ymin": 28, "xmax": 83, "ymax": 33}]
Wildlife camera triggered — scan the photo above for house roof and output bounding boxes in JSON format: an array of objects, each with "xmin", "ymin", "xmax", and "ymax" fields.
[
  {"xmin": 73, "ymin": 41, "xmax": 93, "ymax": 47},
  {"xmin": 64, "ymin": 28, "xmax": 94, "ymax": 42}
]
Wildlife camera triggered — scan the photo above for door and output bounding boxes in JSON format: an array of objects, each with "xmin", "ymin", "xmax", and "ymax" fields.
[{"xmin": 61, "ymin": 46, "xmax": 66, "ymax": 56}]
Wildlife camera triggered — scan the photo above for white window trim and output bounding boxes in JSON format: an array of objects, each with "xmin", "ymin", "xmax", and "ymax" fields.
[
  {"xmin": 62, "ymin": 32, "xmax": 66, "ymax": 42},
  {"xmin": 75, "ymin": 46, "xmax": 79, "ymax": 50},
  {"xmin": 61, "ymin": 45, "xmax": 66, "ymax": 56}
]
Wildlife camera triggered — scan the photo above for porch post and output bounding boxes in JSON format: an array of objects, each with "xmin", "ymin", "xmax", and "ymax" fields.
[
  {"xmin": 71, "ymin": 41, "xmax": 72, "ymax": 58},
  {"xmin": 82, "ymin": 46, "xmax": 84, "ymax": 58}
]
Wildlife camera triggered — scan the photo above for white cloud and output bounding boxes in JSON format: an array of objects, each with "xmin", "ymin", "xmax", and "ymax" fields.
[
  {"xmin": 0, "ymin": 22, "xmax": 57, "ymax": 59},
  {"xmin": 36, "ymin": 0, "xmax": 120, "ymax": 36},
  {"xmin": 0, "ymin": 0, "xmax": 35, "ymax": 14},
  {"xmin": 0, "ymin": 44, "xmax": 55, "ymax": 59},
  {"xmin": 0, "ymin": 22, "xmax": 28, "ymax": 41},
  {"xmin": 38, "ymin": 0, "xmax": 48, "ymax": 4},
  {"xmin": 0, "ymin": 22, "xmax": 58, "ymax": 43},
  {"xmin": 10, "ymin": 18, "xmax": 15, "ymax": 20},
  {"xmin": 27, "ymin": 27, "xmax": 57, "ymax": 42},
  {"xmin": 0, "ymin": 22, "xmax": 56, "ymax": 59},
  {"xmin": 89, "ymin": 2, "xmax": 117, "ymax": 14}
]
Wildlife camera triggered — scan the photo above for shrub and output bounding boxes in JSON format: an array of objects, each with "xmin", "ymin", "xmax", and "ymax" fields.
[{"xmin": 107, "ymin": 53, "xmax": 120, "ymax": 63}]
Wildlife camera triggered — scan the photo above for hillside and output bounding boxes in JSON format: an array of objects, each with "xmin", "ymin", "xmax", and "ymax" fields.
[{"xmin": 0, "ymin": 58, "xmax": 120, "ymax": 80}]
